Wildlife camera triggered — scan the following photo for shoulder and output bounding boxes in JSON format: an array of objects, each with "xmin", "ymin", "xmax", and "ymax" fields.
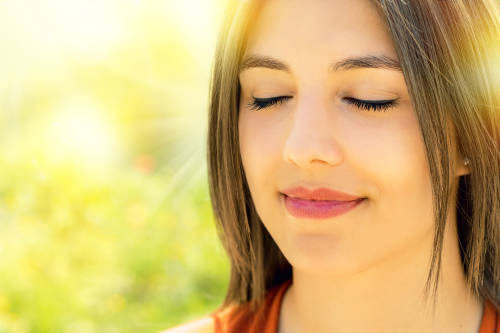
[{"xmin": 158, "ymin": 316, "xmax": 215, "ymax": 333}]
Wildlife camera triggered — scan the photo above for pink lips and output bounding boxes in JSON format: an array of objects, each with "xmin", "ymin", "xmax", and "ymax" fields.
[{"xmin": 281, "ymin": 186, "xmax": 366, "ymax": 219}]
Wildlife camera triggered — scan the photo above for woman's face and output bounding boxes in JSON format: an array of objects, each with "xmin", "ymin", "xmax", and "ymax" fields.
[{"xmin": 238, "ymin": 0, "xmax": 463, "ymax": 275}]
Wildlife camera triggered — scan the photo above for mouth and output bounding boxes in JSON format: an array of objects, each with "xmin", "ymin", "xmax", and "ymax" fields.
[{"xmin": 280, "ymin": 190, "xmax": 366, "ymax": 220}]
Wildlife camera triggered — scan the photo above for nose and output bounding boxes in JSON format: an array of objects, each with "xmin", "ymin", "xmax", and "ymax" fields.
[{"xmin": 282, "ymin": 95, "xmax": 344, "ymax": 169}]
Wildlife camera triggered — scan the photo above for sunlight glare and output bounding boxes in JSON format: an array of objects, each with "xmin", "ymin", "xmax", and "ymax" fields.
[
  {"xmin": 165, "ymin": 0, "xmax": 217, "ymax": 42},
  {"xmin": 46, "ymin": 99, "xmax": 121, "ymax": 167},
  {"xmin": 0, "ymin": 0, "xmax": 126, "ymax": 65}
]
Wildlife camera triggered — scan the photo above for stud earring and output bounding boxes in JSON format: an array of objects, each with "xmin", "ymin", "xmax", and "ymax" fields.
[{"xmin": 464, "ymin": 157, "xmax": 470, "ymax": 166}]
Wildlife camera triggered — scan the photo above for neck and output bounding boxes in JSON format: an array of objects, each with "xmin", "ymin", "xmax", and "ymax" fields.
[{"xmin": 278, "ymin": 218, "xmax": 484, "ymax": 333}]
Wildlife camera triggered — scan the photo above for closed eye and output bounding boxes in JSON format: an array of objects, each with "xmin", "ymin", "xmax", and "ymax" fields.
[
  {"xmin": 248, "ymin": 96, "xmax": 292, "ymax": 111},
  {"xmin": 343, "ymin": 97, "xmax": 398, "ymax": 112}
]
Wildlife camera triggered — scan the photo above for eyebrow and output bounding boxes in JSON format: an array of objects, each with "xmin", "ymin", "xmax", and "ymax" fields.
[{"xmin": 239, "ymin": 54, "xmax": 402, "ymax": 73}]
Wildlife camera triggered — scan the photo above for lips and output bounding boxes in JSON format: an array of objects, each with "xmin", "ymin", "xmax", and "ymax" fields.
[
  {"xmin": 280, "ymin": 186, "xmax": 366, "ymax": 219},
  {"xmin": 281, "ymin": 186, "xmax": 364, "ymax": 201}
]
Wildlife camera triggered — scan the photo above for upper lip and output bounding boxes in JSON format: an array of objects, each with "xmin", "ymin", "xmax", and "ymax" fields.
[{"xmin": 281, "ymin": 186, "xmax": 364, "ymax": 201}]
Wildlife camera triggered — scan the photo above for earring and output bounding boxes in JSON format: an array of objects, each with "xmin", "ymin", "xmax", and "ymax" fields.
[{"xmin": 464, "ymin": 157, "xmax": 470, "ymax": 166}]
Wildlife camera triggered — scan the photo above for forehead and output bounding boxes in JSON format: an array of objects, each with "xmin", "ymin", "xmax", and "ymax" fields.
[{"xmin": 245, "ymin": 0, "xmax": 398, "ymax": 69}]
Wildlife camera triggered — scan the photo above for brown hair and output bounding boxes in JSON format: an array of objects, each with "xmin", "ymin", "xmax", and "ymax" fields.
[{"xmin": 207, "ymin": 0, "xmax": 500, "ymax": 312}]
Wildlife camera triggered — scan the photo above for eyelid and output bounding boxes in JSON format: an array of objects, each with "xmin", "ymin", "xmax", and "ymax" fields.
[
  {"xmin": 342, "ymin": 97, "xmax": 398, "ymax": 112},
  {"xmin": 248, "ymin": 95, "xmax": 292, "ymax": 111}
]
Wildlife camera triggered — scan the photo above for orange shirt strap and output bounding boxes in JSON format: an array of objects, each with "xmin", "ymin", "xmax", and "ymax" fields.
[{"xmin": 478, "ymin": 300, "xmax": 499, "ymax": 333}]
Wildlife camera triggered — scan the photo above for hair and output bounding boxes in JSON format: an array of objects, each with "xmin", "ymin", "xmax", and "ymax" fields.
[{"xmin": 207, "ymin": 0, "xmax": 500, "ymax": 313}]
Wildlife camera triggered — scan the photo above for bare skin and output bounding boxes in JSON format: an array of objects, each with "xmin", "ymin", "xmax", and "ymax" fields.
[{"xmin": 237, "ymin": 0, "xmax": 483, "ymax": 332}]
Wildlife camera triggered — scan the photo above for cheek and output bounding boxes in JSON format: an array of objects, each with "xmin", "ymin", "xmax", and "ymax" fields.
[
  {"xmin": 323, "ymin": 103, "xmax": 433, "ymax": 220},
  {"xmin": 238, "ymin": 110, "xmax": 283, "ymax": 207},
  {"xmin": 366, "ymin": 110, "xmax": 432, "ymax": 207},
  {"xmin": 351, "ymin": 107, "xmax": 435, "ymax": 246}
]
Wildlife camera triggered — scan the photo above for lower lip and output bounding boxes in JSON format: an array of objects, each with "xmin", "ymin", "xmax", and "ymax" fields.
[{"xmin": 282, "ymin": 194, "xmax": 365, "ymax": 219}]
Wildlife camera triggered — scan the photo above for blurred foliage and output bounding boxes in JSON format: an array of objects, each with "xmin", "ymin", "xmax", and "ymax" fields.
[{"xmin": 0, "ymin": 0, "xmax": 229, "ymax": 332}]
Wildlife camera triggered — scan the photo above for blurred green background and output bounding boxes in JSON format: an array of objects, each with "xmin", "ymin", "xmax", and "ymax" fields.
[{"xmin": 0, "ymin": 0, "xmax": 229, "ymax": 332}]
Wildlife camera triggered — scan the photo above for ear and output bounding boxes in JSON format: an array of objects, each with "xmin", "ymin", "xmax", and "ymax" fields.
[
  {"xmin": 447, "ymin": 119, "xmax": 471, "ymax": 177},
  {"xmin": 455, "ymin": 150, "xmax": 471, "ymax": 177}
]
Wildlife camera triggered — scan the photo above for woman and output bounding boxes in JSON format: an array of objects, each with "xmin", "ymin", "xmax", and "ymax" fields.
[{"xmin": 163, "ymin": 0, "xmax": 500, "ymax": 332}]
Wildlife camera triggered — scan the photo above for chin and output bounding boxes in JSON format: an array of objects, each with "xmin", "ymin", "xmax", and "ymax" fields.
[{"xmin": 282, "ymin": 237, "xmax": 370, "ymax": 277}]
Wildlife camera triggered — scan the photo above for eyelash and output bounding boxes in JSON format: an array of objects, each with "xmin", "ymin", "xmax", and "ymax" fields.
[
  {"xmin": 247, "ymin": 96, "xmax": 292, "ymax": 111},
  {"xmin": 247, "ymin": 96, "xmax": 398, "ymax": 112},
  {"xmin": 343, "ymin": 97, "xmax": 397, "ymax": 112}
]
